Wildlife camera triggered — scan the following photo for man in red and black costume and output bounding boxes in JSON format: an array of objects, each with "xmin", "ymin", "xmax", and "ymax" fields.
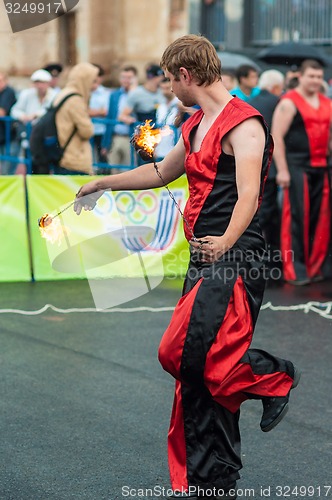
[
  {"xmin": 272, "ymin": 59, "xmax": 332, "ymax": 285},
  {"xmin": 75, "ymin": 35, "xmax": 300, "ymax": 500}
]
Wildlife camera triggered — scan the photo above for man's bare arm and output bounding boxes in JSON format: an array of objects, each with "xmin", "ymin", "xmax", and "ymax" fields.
[
  {"xmin": 222, "ymin": 117, "xmax": 265, "ymax": 248},
  {"xmin": 271, "ymin": 98, "xmax": 296, "ymax": 188},
  {"xmin": 74, "ymin": 136, "xmax": 186, "ymax": 214}
]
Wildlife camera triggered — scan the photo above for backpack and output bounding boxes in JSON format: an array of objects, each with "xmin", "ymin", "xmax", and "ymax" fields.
[{"xmin": 29, "ymin": 93, "xmax": 80, "ymax": 166}]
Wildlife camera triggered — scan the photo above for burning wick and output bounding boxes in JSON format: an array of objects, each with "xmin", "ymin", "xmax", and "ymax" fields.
[
  {"xmin": 38, "ymin": 214, "xmax": 52, "ymax": 229},
  {"xmin": 130, "ymin": 120, "xmax": 170, "ymax": 161},
  {"xmin": 38, "ymin": 201, "xmax": 74, "ymax": 244},
  {"xmin": 38, "ymin": 214, "xmax": 64, "ymax": 245}
]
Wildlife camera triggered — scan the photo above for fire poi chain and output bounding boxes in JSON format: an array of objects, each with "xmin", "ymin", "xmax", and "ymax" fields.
[
  {"xmin": 39, "ymin": 120, "xmax": 199, "ymax": 244},
  {"xmin": 131, "ymin": 120, "xmax": 199, "ymax": 242}
]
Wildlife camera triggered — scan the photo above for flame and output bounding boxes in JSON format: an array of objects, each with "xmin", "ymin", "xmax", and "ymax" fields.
[
  {"xmin": 38, "ymin": 213, "xmax": 69, "ymax": 245},
  {"xmin": 38, "ymin": 214, "xmax": 52, "ymax": 229},
  {"xmin": 133, "ymin": 120, "xmax": 171, "ymax": 158}
]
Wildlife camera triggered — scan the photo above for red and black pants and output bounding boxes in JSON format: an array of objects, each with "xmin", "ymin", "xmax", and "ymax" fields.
[
  {"xmin": 281, "ymin": 165, "xmax": 331, "ymax": 282},
  {"xmin": 158, "ymin": 252, "xmax": 295, "ymax": 492}
]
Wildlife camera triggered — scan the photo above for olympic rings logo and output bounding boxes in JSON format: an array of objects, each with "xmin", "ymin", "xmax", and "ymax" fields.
[
  {"xmin": 115, "ymin": 191, "xmax": 159, "ymax": 224},
  {"xmin": 93, "ymin": 190, "xmax": 159, "ymax": 224}
]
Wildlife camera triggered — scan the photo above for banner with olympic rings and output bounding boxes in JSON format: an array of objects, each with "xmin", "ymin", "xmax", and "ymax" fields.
[
  {"xmin": 26, "ymin": 175, "xmax": 190, "ymax": 287},
  {"xmin": 0, "ymin": 176, "xmax": 31, "ymax": 282}
]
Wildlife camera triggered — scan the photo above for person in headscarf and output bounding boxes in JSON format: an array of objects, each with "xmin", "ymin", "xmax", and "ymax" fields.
[{"xmin": 53, "ymin": 62, "xmax": 99, "ymax": 175}]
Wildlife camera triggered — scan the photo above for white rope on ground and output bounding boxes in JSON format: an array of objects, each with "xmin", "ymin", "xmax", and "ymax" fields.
[
  {"xmin": 0, "ymin": 304, "xmax": 176, "ymax": 315},
  {"xmin": 261, "ymin": 301, "xmax": 332, "ymax": 320},
  {"xmin": 0, "ymin": 302, "xmax": 332, "ymax": 318}
]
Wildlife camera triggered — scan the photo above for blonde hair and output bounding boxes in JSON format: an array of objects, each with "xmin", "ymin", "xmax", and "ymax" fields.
[{"xmin": 160, "ymin": 34, "xmax": 222, "ymax": 86}]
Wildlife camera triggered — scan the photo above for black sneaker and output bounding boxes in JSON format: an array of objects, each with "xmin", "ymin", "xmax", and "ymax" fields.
[
  {"xmin": 260, "ymin": 366, "xmax": 301, "ymax": 432},
  {"xmin": 285, "ymin": 278, "xmax": 311, "ymax": 286}
]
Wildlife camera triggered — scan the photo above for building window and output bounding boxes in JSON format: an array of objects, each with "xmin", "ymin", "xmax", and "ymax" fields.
[
  {"xmin": 189, "ymin": 0, "xmax": 225, "ymax": 47},
  {"xmin": 248, "ymin": 0, "xmax": 332, "ymax": 45},
  {"xmin": 189, "ymin": 0, "xmax": 202, "ymax": 35},
  {"xmin": 202, "ymin": 0, "xmax": 225, "ymax": 47}
]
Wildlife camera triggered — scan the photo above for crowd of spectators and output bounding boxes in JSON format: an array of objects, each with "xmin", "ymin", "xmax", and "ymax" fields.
[
  {"xmin": 1, "ymin": 56, "xmax": 332, "ymax": 287},
  {"xmin": 0, "ymin": 61, "xmax": 185, "ymax": 176}
]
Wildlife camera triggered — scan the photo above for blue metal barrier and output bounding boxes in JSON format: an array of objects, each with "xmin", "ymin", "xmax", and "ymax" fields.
[
  {"xmin": 0, "ymin": 116, "xmax": 180, "ymax": 175},
  {"xmin": 0, "ymin": 117, "xmax": 32, "ymax": 174},
  {"xmin": 90, "ymin": 118, "xmax": 137, "ymax": 171}
]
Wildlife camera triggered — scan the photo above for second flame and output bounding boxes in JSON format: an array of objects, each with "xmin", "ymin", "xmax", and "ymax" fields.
[{"xmin": 133, "ymin": 120, "xmax": 171, "ymax": 158}]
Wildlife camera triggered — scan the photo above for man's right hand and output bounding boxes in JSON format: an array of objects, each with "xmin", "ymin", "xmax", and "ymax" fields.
[
  {"xmin": 74, "ymin": 180, "xmax": 104, "ymax": 215},
  {"xmin": 276, "ymin": 169, "xmax": 291, "ymax": 189}
]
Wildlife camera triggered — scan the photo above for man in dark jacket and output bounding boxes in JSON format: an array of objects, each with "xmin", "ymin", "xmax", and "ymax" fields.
[
  {"xmin": 249, "ymin": 69, "xmax": 285, "ymax": 283},
  {"xmin": 0, "ymin": 71, "xmax": 17, "ymax": 174}
]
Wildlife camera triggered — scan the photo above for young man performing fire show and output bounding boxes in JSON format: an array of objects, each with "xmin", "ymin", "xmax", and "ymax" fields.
[{"xmin": 74, "ymin": 35, "xmax": 300, "ymax": 500}]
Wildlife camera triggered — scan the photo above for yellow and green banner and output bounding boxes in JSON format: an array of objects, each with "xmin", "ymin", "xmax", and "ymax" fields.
[
  {"xmin": 26, "ymin": 175, "xmax": 189, "ymax": 283},
  {"xmin": 0, "ymin": 176, "xmax": 31, "ymax": 281}
]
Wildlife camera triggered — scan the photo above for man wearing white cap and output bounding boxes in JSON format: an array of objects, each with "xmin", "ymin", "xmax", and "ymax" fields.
[
  {"xmin": 11, "ymin": 69, "xmax": 56, "ymax": 124},
  {"xmin": 10, "ymin": 69, "xmax": 56, "ymax": 174}
]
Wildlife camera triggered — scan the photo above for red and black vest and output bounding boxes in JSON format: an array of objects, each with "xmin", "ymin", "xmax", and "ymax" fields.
[
  {"xmin": 181, "ymin": 97, "xmax": 272, "ymax": 248},
  {"xmin": 281, "ymin": 89, "xmax": 331, "ymax": 168}
]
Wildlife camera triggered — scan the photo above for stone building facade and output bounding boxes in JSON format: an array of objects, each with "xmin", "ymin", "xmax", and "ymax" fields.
[{"xmin": 0, "ymin": 0, "xmax": 188, "ymax": 82}]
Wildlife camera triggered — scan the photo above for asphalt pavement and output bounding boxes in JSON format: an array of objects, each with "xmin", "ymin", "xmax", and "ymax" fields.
[{"xmin": 0, "ymin": 278, "xmax": 331, "ymax": 500}]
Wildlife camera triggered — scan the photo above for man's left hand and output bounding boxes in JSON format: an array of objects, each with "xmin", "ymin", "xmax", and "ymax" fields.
[{"xmin": 189, "ymin": 236, "xmax": 229, "ymax": 263}]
